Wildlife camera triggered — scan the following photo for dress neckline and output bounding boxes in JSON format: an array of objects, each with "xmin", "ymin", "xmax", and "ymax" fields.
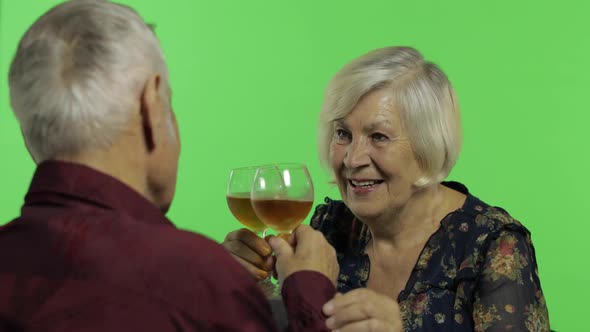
[{"xmin": 355, "ymin": 181, "xmax": 482, "ymax": 301}]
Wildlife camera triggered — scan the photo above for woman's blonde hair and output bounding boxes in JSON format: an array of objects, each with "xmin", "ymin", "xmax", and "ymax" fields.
[{"xmin": 318, "ymin": 47, "xmax": 462, "ymax": 187}]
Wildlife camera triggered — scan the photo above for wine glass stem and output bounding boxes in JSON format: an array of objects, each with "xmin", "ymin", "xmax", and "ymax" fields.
[{"xmin": 258, "ymin": 228, "xmax": 277, "ymax": 297}]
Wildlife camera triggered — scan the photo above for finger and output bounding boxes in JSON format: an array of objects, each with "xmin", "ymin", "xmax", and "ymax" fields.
[
  {"xmin": 280, "ymin": 233, "xmax": 297, "ymax": 246},
  {"xmin": 265, "ymin": 233, "xmax": 296, "ymax": 248},
  {"xmin": 224, "ymin": 228, "xmax": 252, "ymax": 241},
  {"xmin": 324, "ymin": 288, "xmax": 374, "ymax": 313},
  {"xmin": 263, "ymin": 255, "xmax": 276, "ymax": 278},
  {"xmin": 268, "ymin": 236, "xmax": 294, "ymax": 260},
  {"xmin": 324, "ymin": 290, "xmax": 401, "ymax": 330},
  {"xmin": 335, "ymin": 318, "xmax": 390, "ymax": 332},
  {"xmin": 323, "ymin": 289, "xmax": 378, "ymax": 316},
  {"xmin": 232, "ymin": 255, "xmax": 269, "ymax": 280},
  {"xmin": 223, "ymin": 240, "xmax": 269, "ymax": 270},
  {"xmin": 263, "ymin": 255, "xmax": 275, "ymax": 271},
  {"xmin": 292, "ymin": 224, "xmax": 313, "ymax": 239},
  {"xmin": 325, "ymin": 301, "xmax": 378, "ymax": 330},
  {"xmin": 291, "ymin": 224, "xmax": 321, "ymax": 254},
  {"xmin": 323, "ymin": 292, "xmax": 342, "ymax": 314},
  {"xmin": 226, "ymin": 228, "xmax": 272, "ymax": 256}
]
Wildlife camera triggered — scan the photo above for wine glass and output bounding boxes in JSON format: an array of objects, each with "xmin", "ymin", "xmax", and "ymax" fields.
[
  {"xmin": 250, "ymin": 163, "xmax": 314, "ymax": 297},
  {"xmin": 226, "ymin": 166, "xmax": 276, "ymax": 297},
  {"xmin": 226, "ymin": 166, "xmax": 267, "ymax": 236},
  {"xmin": 250, "ymin": 163, "xmax": 314, "ymax": 235}
]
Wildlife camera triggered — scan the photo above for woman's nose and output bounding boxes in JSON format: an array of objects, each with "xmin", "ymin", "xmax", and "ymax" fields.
[{"xmin": 343, "ymin": 139, "xmax": 371, "ymax": 169}]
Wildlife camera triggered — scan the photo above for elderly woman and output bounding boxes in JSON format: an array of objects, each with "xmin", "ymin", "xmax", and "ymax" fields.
[{"xmin": 223, "ymin": 47, "xmax": 550, "ymax": 331}]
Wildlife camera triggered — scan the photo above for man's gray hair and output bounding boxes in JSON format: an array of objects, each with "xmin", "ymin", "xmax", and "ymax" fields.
[{"xmin": 8, "ymin": 0, "xmax": 169, "ymax": 162}]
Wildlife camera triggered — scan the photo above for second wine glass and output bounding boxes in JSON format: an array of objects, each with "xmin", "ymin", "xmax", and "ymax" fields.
[{"xmin": 250, "ymin": 163, "xmax": 314, "ymax": 235}]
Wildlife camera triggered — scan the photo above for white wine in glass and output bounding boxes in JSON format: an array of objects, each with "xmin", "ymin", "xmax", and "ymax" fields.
[
  {"xmin": 251, "ymin": 163, "xmax": 314, "ymax": 234},
  {"xmin": 226, "ymin": 166, "xmax": 267, "ymax": 236}
]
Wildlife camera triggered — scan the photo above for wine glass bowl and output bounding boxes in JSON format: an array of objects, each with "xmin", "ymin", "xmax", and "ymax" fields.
[
  {"xmin": 226, "ymin": 166, "xmax": 267, "ymax": 234},
  {"xmin": 250, "ymin": 164, "xmax": 314, "ymax": 234}
]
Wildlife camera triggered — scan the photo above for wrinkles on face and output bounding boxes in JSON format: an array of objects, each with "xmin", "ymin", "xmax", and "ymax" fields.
[{"xmin": 329, "ymin": 88, "xmax": 423, "ymax": 222}]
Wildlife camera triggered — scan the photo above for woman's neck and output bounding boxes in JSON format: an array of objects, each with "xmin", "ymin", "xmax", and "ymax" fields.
[{"xmin": 366, "ymin": 184, "xmax": 464, "ymax": 251}]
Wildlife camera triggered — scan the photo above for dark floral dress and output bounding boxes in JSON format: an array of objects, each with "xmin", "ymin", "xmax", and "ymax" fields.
[{"xmin": 310, "ymin": 182, "xmax": 550, "ymax": 331}]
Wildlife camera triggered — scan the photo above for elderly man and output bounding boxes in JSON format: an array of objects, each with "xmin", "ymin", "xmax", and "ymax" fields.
[{"xmin": 0, "ymin": 1, "xmax": 337, "ymax": 331}]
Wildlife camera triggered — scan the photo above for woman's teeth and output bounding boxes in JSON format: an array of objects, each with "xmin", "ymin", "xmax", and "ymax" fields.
[{"xmin": 349, "ymin": 180, "xmax": 383, "ymax": 187}]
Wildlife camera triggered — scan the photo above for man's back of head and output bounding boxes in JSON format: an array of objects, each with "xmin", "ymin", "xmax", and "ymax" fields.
[
  {"xmin": 8, "ymin": 0, "xmax": 180, "ymax": 210},
  {"xmin": 9, "ymin": 0, "xmax": 169, "ymax": 162}
]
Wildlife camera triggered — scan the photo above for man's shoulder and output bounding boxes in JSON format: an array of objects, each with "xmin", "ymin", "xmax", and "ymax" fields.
[
  {"xmin": 47, "ymin": 207, "xmax": 234, "ymax": 265},
  {"xmin": 80, "ymin": 214, "xmax": 261, "ymax": 316},
  {"xmin": 3, "ymin": 208, "xmax": 265, "ymax": 326},
  {"xmin": 154, "ymin": 225, "xmax": 239, "ymax": 268},
  {"xmin": 0, "ymin": 274, "xmax": 182, "ymax": 331},
  {"xmin": 18, "ymin": 207, "xmax": 253, "ymax": 303},
  {"xmin": 141, "ymin": 226, "xmax": 271, "ymax": 323}
]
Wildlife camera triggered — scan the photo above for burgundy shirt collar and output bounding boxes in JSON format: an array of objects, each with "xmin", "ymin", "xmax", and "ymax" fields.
[{"xmin": 24, "ymin": 160, "xmax": 174, "ymax": 227}]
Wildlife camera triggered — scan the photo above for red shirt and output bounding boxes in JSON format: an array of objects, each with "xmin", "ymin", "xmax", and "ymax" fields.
[{"xmin": 0, "ymin": 161, "xmax": 335, "ymax": 331}]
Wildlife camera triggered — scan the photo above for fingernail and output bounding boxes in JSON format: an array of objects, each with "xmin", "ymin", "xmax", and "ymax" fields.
[
  {"xmin": 325, "ymin": 317, "xmax": 335, "ymax": 329},
  {"xmin": 322, "ymin": 301, "xmax": 333, "ymax": 315}
]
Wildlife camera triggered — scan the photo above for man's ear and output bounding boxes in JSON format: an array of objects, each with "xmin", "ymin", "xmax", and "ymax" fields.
[
  {"xmin": 20, "ymin": 128, "xmax": 39, "ymax": 164},
  {"xmin": 140, "ymin": 74, "xmax": 163, "ymax": 152}
]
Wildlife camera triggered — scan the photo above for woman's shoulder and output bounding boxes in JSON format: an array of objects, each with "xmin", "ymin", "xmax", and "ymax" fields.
[
  {"xmin": 443, "ymin": 181, "xmax": 530, "ymax": 237},
  {"xmin": 441, "ymin": 182, "xmax": 534, "ymax": 266},
  {"xmin": 466, "ymin": 201, "xmax": 528, "ymax": 239},
  {"xmin": 310, "ymin": 197, "xmax": 350, "ymax": 228},
  {"xmin": 423, "ymin": 183, "xmax": 540, "ymax": 289},
  {"xmin": 310, "ymin": 197, "xmax": 361, "ymax": 252}
]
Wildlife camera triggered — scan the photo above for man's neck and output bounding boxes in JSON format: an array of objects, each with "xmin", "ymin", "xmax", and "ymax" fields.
[{"xmin": 52, "ymin": 148, "xmax": 152, "ymax": 206}]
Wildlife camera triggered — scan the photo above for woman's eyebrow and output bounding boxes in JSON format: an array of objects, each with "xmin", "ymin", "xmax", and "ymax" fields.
[
  {"xmin": 333, "ymin": 119, "xmax": 348, "ymax": 127},
  {"xmin": 366, "ymin": 119, "xmax": 392, "ymax": 131}
]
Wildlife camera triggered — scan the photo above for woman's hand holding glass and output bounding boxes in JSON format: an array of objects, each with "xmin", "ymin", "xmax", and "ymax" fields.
[
  {"xmin": 223, "ymin": 164, "xmax": 315, "ymax": 286},
  {"xmin": 224, "ymin": 166, "xmax": 274, "ymax": 280}
]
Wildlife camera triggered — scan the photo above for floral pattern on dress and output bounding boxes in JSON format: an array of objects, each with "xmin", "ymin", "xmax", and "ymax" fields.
[
  {"xmin": 484, "ymin": 234, "xmax": 527, "ymax": 284},
  {"xmin": 311, "ymin": 181, "xmax": 550, "ymax": 332},
  {"xmin": 473, "ymin": 302, "xmax": 501, "ymax": 331}
]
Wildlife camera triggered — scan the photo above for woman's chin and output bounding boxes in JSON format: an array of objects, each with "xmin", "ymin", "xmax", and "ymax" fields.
[{"xmin": 346, "ymin": 201, "xmax": 384, "ymax": 221}]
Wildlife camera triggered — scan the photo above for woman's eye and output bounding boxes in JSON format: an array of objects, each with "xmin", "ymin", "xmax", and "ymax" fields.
[
  {"xmin": 335, "ymin": 129, "xmax": 351, "ymax": 141},
  {"xmin": 371, "ymin": 133, "xmax": 389, "ymax": 142}
]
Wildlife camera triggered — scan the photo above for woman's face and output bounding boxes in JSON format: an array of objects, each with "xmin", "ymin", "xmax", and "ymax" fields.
[{"xmin": 329, "ymin": 88, "xmax": 423, "ymax": 221}]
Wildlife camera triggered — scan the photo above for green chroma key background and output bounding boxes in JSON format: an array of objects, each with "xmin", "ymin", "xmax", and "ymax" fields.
[{"xmin": 1, "ymin": 1, "xmax": 588, "ymax": 330}]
